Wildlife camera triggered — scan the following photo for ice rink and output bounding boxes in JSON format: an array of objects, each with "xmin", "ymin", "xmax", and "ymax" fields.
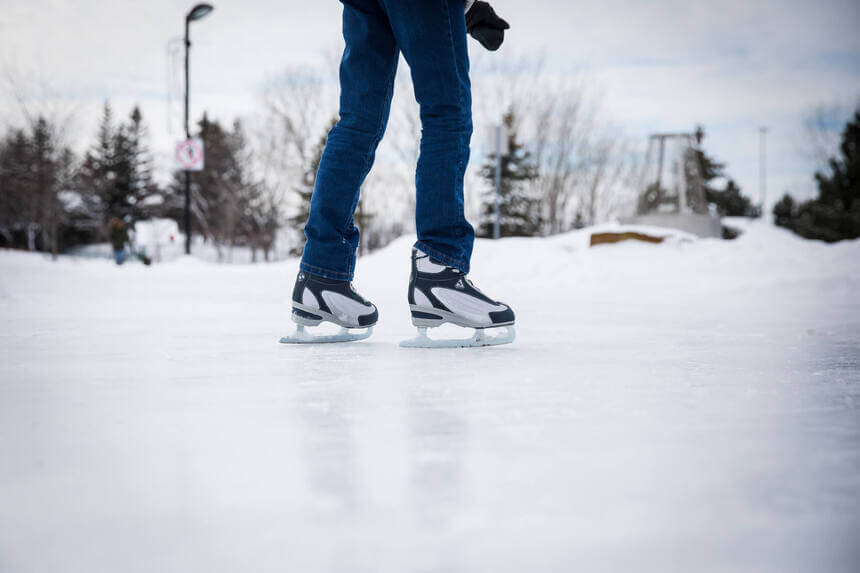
[{"xmin": 1, "ymin": 220, "xmax": 859, "ymax": 572}]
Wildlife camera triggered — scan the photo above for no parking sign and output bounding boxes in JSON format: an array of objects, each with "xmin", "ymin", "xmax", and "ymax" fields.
[{"xmin": 175, "ymin": 138, "xmax": 205, "ymax": 171}]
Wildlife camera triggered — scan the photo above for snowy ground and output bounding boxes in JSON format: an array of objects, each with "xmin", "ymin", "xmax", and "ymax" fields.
[{"xmin": 1, "ymin": 219, "xmax": 859, "ymax": 572}]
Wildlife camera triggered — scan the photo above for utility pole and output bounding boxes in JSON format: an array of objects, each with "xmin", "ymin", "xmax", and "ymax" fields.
[
  {"xmin": 759, "ymin": 126, "xmax": 768, "ymax": 216},
  {"xmin": 183, "ymin": 3, "xmax": 214, "ymax": 255},
  {"xmin": 184, "ymin": 18, "xmax": 192, "ymax": 255},
  {"xmin": 493, "ymin": 123, "xmax": 502, "ymax": 240}
]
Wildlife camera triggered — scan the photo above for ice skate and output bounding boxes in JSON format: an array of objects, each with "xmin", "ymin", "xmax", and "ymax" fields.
[
  {"xmin": 280, "ymin": 271, "xmax": 377, "ymax": 344},
  {"xmin": 400, "ymin": 248, "xmax": 516, "ymax": 348}
]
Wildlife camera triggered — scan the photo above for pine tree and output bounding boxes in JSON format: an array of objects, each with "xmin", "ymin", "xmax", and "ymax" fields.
[
  {"xmin": 289, "ymin": 117, "xmax": 336, "ymax": 255},
  {"xmin": 54, "ymin": 146, "xmax": 95, "ymax": 249},
  {"xmin": 707, "ymin": 179, "xmax": 757, "ymax": 217},
  {"xmin": 78, "ymin": 102, "xmax": 157, "ymax": 232},
  {"xmin": 182, "ymin": 113, "xmax": 236, "ymax": 256},
  {"xmin": 0, "ymin": 130, "xmax": 32, "ymax": 246},
  {"xmin": 814, "ymin": 110, "xmax": 859, "ymax": 218},
  {"xmin": 112, "ymin": 106, "xmax": 157, "ymax": 224},
  {"xmin": 78, "ymin": 102, "xmax": 116, "ymax": 226},
  {"xmin": 230, "ymin": 119, "xmax": 278, "ymax": 261},
  {"xmin": 30, "ymin": 118, "xmax": 60, "ymax": 253},
  {"xmin": 774, "ymin": 110, "xmax": 860, "ymax": 242},
  {"xmin": 120, "ymin": 106, "xmax": 157, "ymax": 222},
  {"xmin": 772, "ymin": 194, "xmax": 796, "ymax": 229},
  {"xmin": 692, "ymin": 125, "xmax": 758, "ymax": 217},
  {"xmin": 169, "ymin": 114, "xmax": 268, "ymax": 260},
  {"xmin": 0, "ymin": 119, "xmax": 85, "ymax": 253},
  {"xmin": 477, "ymin": 108, "xmax": 540, "ymax": 238},
  {"xmin": 693, "ymin": 125, "xmax": 725, "ymax": 184}
]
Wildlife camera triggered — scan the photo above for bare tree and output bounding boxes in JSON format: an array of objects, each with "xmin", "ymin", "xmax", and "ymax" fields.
[
  {"xmin": 260, "ymin": 69, "xmax": 330, "ymax": 172},
  {"xmin": 258, "ymin": 62, "xmax": 418, "ymax": 255},
  {"xmin": 579, "ymin": 136, "xmax": 639, "ymax": 225},
  {"xmin": 2, "ymin": 65, "xmax": 81, "ymax": 153},
  {"xmin": 531, "ymin": 86, "xmax": 593, "ymax": 233},
  {"xmin": 470, "ymin": 54, "xmax": 632, "ymax": 234},
  {"xmin": 383, "ymin": 67, "xmax": 422, "ymax": 219},
  {"xmin": 470, "ymin": 52, "xmax": 551, "ymax": 130},
  {"xmin": 801, "ymin": 101, "xmax": 859, "ymax": 171},
  {"xmin": 0, "ymin": 65, "xmax": 92, "ymax": 257},
  {"xmin": 255, "ymin": 67, "xmax": 338, "ymax": 253}
]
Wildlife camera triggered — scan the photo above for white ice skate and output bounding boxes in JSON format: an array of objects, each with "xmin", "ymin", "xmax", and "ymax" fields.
[
  {"xmin": 280, "ymin": 271, "xmax": 377, "ymax": 344},
  {"xmin": 400, "ymin": 249, "xmax": 516, "ymax": 348}
]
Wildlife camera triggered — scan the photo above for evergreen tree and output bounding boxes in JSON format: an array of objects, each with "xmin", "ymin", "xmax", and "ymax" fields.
[
  {"xmin": 289, "ymin": 117, "xmax": 336, "ymax": 255},
  {"xmin": 21, "ymin": 118, "xmax": 73, "ymax": 254},
  {"xmin": 774, "ymin": 111, "xmax": 860, "ymax": 242},
  {"xmin": 693, "ymin": 125, "xmax": 725, "ymax": 184},
  {"xmin": 169, "ymin": 114, "xmax": 270, "ymax": 260},
  {"xmin": 477, "ymin": 108, "xmax": 540, "ymax": 238},
  {"xmin": 78, "ymin": 102, "xmax": 157, "ymax": 232},
  {"xmin": 0, "ymin": 119, "xmax": 85, "ymax": 253},
  {"xmin": 707, "ymin": 179, "xmax": 757, "ymax": 217},
  {"xmin": 54, "ymin": 146, "xmax": 97, "ymax": 249},
  {"xmin": 0, "ymin": 130, "xmax": 32, "ymax": 246},
  {"xmin": 78, "ymin": 102, "xmax": 116, "ymax": 225},
  {"xmin": 78, "ymin": 102, "xmax": 157, "ymax": 230},
  {"xmin": 30, "ymin": 118, "xmax": 59, "ymax": 253},
  {"xmin": 693, "ymin": 125, "xmax": 758, "ymax": 217},
  {"xmin": 115, "ymin": 106, "xmax": 157, "ymax": 223},
  {"xmin": 772, "ymin": 194, "xmax": 796, "ymax": 229},
  {"xmin": 230, "ymin": 119, "xmax": 278, "ymax": 261},
  {"xmin": 182, "ymin": 114, "xmax": 238, "ymax": 254}
]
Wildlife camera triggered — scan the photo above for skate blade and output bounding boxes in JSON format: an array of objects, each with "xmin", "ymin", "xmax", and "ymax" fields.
[
  {"xmin": 399, "ymin": 326, "xmax": 515, "ymax": 349},
  {"xmin": 280, "ymin": 325, "xmax": 373, "ymax": 344}
]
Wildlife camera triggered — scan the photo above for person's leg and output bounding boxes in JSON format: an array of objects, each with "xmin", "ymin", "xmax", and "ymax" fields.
[
  {"xmin": 381, "ymin": 0, "xmax": 475, "ymax": 273},
  {"xmin": 300, "ymin": 0, "xmax": 399, "ymax": 281}
]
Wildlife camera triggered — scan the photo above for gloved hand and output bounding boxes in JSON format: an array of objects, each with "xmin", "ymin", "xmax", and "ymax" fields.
[{"xmin": 466, "ymin": 1, "xmax": 510, "ymax": 51}]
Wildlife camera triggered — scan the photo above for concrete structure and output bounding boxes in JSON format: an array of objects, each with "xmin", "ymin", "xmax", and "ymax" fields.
[{"xmin": 622, "ymin": 132, "xmax": 721, "ymax": 238}]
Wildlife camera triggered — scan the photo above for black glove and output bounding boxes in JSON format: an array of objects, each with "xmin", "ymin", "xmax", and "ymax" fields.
[{"xmin": 466, "ymin": 1, "xmax": 510, "ymax": 52}]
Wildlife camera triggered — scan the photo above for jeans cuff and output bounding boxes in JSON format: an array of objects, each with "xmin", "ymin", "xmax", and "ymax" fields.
[
  {"xmin": 414, "ymin": 241, "xmax": 470, "ymax": 274},
  {"xmin": 300, "ymin": 261, "xmax": 353, "ymax": 281}
]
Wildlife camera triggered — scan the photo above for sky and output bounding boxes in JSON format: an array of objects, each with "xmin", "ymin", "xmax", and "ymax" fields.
[{"xmin": 1, "ymin": 0, "xmax": 859, "ymax": 208}]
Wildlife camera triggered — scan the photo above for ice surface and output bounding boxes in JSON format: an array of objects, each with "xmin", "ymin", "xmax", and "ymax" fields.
[{"xmin": 1, "ymin": 220, "xmax": 859, "ymax": 572}]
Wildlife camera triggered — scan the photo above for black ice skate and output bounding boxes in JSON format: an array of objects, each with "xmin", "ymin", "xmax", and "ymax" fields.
[
  {"xmin": 400, "ymin": 248, "xmax": 516, "ymax": 348},
  {"xmin": 280, "ymin": 271, "xmax": 377, "ymax": 344}
]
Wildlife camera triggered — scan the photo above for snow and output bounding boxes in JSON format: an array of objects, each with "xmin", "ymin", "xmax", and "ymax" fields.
[
  {"xmin": 1, "ymin": 219, "xmax": 859, "ymax": 572},
  {"xmin": 69, "ymin": 219, "xmax": 294, "ymax": 265}
]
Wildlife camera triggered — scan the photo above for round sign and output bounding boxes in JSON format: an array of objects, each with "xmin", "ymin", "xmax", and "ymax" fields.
[{"xmin": 175, "ymin": 139, "xmax": 204, "ymax": 171}]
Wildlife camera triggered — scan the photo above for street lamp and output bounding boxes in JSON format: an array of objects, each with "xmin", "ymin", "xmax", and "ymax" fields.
[
  {"xmin": 759, "ymin": 126, "xmax": 768, "ymax": 217},
  {"xmin": 183, "ymin": 3, "xmax": 214, "ymax": 255}
]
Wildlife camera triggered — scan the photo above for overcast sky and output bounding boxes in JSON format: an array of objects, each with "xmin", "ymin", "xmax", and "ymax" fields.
[{"xmin": 2, "ymin": 0, "xmax": 859, "ymax": 207}]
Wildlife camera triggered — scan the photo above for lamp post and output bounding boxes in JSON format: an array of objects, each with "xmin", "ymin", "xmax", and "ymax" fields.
[
  {"xmin": 183, "ymin": 3, "xmax": 214, "ymax": 255},
  {"xmin": 489, "ymin": 122, "xmax": 508, "ymax": 240},
  {"xmin": 759, "ymin": 126, "xmax": 768, "ymax": 217},
  {"xmin": 493, "ymin": 124, "xmax": 502, "ymax": 240}
]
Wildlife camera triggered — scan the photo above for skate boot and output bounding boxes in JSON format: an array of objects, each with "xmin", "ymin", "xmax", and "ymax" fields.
[
  {"xmin": 280, "ymin": 271, "xmax": 377, "ymax": 344},
  {"xmin": 400, "ymin": 248, "xmax": 516, "ymax": 348}
]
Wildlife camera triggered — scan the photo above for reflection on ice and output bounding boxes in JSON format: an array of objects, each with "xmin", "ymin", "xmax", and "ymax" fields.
[{"xmin": 409, "ymin": 389, "xmax": 468, "ymax": 527}]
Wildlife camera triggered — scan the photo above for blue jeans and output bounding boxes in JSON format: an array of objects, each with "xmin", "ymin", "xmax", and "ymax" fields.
[{"xmin": 300, "ymin": 0, "xmax": 475, "ymax": 281}]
